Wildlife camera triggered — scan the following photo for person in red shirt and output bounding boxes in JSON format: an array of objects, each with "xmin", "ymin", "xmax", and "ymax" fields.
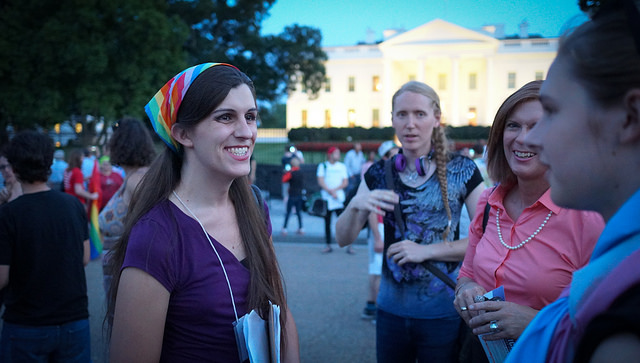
[
  {"xmin": 98, "ymin": 156, "xmax": 123, "ymax": 211},
  {"xmin": 63, "ymin": 149, "xmax": 98, "ymax": 207}
]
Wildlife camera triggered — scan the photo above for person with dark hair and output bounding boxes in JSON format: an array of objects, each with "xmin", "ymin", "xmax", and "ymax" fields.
[
  {"xmin": 281, "ymin": 156, "xmax": 305, "ymax": 236},
  {"xmin": 336, "ymin": 81, "xmax": 485, "ymax": 362},
  {"xmin": 99, "ymin": 117, "xmax": 156, "ymax": 296},
  {"xmin": 64, "ymin": 148, "xmax": 98, "ymax": 206},
  {"xmin": 453, "ymin": 81, "xmax": 604, "ymax": 362},
  {"xmin": 0, "ymin": 130, "xmax": 91, "ymax": 362},
  {"xmin": 0, "ymin": 148, "xmax": 22, "ymax": 205},
  {"xmin": 505, "ymin": 1, "xmax": 640, "ymax": 362},
  {"xmin": 107, "ymin": 63, "xmax": 299, "ymax": 362}
]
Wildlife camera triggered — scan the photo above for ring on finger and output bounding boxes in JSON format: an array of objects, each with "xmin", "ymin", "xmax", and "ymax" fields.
[
  {"xmin": 489, "ymin": 320, "xmax": 499, "ymax": 331},
  {"xmin": 474, "ymin": 295, "xmax": 485, "ymax": 303},
  {"xmin": 460, "ymin": 306, "xmax": 468, "ymax": 312}
]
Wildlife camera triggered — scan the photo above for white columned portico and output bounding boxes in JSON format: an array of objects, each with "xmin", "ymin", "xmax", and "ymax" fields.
[
  {"xmin": 451, "ymin": 57, "xmax": 460, "ymax": 125},
  {"xmin": 383, "ymin": 58, "xmax": 393, "ymax": 127},
  {"xmin": 485, "ymin": 56, "xmax": 495, "ymax": 125}
]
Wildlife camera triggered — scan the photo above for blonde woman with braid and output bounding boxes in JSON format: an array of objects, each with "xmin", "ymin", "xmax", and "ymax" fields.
[{"xmin": 336, "ymin": 81, "xmax": 484, "ymax": 362}]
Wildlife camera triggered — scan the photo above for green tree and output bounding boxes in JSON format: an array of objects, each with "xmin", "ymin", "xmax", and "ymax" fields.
[
  {"xmin": 0, "ymin": 0, "xmax": 188, "ymax": 143},
  {"xmin": 168, "ymin": 0, "xmax": 327, "ymax": 102},
  {"xmin": 0, "ymin": 0, "xmax": 327, "ymax": 144},
  {"xmin": 259, "ymin": 102, "xmax": 286, "ymax": 128}
]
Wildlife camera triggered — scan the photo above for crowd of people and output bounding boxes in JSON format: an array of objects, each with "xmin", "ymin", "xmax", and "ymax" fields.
[{"xmin": 1, "ymin": 0, "xmax": 639, "ymax": 361}]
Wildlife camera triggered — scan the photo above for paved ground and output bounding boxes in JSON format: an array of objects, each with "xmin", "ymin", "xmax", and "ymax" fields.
[{"xmin": 86, "ymin": 198, "xmax": 375, "ymax": 363}]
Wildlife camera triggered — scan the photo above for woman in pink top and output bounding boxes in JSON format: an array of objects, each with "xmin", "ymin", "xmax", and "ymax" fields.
[{"xmin": 453, "ymin": 81, "xmax": 604, "ymax": 354}]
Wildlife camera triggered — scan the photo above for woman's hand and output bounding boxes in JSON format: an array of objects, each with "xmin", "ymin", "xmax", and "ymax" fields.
[
  {"xmin": 350, "ymin": 188, "xmax": 398, "ymax": 215},
  {"xmin": 386, "ymin": 240, "xmax": 431, "ymax": 265},
  {"xmin": 454, "ymin": 279, "xmax": 487, "ymax": 323},
  {"xmin": 467, "ymin": 300, "xmax": 538, "ymax": 340}
]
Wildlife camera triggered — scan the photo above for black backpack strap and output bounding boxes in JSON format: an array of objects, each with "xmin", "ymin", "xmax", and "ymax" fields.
[
  {"xmin": 482, "ymin": 201, "xmax": 491, "ymax": 234},
  {"xmin": 481, "ymin": 185, "xmax": 498, "ymax": 234}
]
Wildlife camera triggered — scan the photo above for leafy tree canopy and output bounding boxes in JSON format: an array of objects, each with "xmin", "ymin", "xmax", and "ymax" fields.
[{"xmin": 0, "ymin": 0, "xmax": 326, "ymax": 143}]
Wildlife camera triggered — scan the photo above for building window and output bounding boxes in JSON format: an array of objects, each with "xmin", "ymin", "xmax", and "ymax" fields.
[
  {"xmin": 372, "ymin": 109, "xmax": 380, "ymax": 128},
  {"xmin": 467, "ymin": 107, "xmax": 478, "ymax": 126},
  {"xmin": 508, "ymin": 72, "xmax": 516, "ymax": 89},
  {"xmin": 372, "ymin": 76, "xmax": 381, "ymax": 92},
  {"xmin": 535, "ymin": 71, "xmax": 544, "ymax": 81},
  {"xmin": 301, "ymin": 110, "xmax": 308, "ymax": 128},
  {"xmin": 438, "ymin": 74, "xmax": 447, "ymax": 91},
  {"xmin": 325, "ymin": 77, "xmax": 331, "ymax": 92},
  {"xmin": 469, "ymin": 73, "xmax": 477, "ymax": 90},
  {"xmin": 348, "ymin": 76, "xmax": 355, "ymax": 92},
  {"xmin": 408, "ymin": 74, "xmax": 416, "ymax": 81},
  {"xmin": 324, "ymin": 109, "xmax": 331, "ymax": 128},
  {"xmin": 347, "ymin": 109, "xmax": 356, "ymax": 128}
]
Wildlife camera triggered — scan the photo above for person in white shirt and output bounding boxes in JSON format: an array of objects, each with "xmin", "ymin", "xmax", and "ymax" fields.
[
  {"xmin": 344, "ymin": 142, "xmax": 365, "ymax": 198},
  {"xmin": 317, "ymin": 146, "xmax": 351, "ymax": 254}
]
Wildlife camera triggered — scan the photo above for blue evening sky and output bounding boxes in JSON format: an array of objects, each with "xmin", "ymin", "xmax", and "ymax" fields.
[{"xmin": 260, "ymin": 0, "xmax": 588, "ymax": 46}]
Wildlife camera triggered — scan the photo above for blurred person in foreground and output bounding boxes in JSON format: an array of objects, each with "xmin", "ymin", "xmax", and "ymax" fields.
[
  {"xmin": 453, "ymin": 81, "xmax": 604, "ymax": 362},
  {"xmin": 506, "ymin": 0, "xmax": 640, "ymax": 362},
  {"xmin": 0, "ymin": 148, "xmax": 22, "ymax": 205},
  {"xmin": 336, "ymin": 81, "xmax": 484, "ymax": 362},
  {"xmin": 107, "ymin": 63, "xmax": 299, "ymax": 362},
  {"xmin": 0, "ymin": 131, "xmax": 91, "ymax": 362}
]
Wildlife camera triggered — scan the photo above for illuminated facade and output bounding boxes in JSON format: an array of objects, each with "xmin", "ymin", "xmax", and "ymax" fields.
[{"xmin": 286, "ymin": 19, "xmax": 558, "ymax": 128}]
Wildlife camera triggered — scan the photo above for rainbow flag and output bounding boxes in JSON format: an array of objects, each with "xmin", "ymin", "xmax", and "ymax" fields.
[{"xmin": 88, "ymin": 159, "xmax": 102, "ymax": 259}]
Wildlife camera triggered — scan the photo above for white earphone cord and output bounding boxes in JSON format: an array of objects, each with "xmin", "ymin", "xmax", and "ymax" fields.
[{"xmin": 172, "ymin": 191, "xmax": 240, "ymax": 322}]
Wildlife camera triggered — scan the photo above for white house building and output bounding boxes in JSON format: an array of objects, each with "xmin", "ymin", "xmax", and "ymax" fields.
[{"xmin": 286, "ymin": 19, "xmax": 558, "ymax": 129}]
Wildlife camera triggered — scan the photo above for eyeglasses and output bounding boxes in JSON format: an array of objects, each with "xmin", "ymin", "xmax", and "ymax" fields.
[{"xmin": 0, "ymin": 165, "xmax": 8, "ymax": 171}]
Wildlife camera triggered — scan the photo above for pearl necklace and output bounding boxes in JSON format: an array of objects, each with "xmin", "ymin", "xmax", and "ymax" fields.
[{"xmin": 496, "ymin": 209, "xmax": 552, "ymax": 250}]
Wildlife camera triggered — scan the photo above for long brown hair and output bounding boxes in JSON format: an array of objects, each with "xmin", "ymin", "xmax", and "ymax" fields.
[
  {"xmin": 66, "ymin": 149, "xmax": 83, "ymax": 171},
  {"xmin": 105, "ymin": 65, "xmax": 289, "ymax": 348},
  {"xmin": 392, "ymin": 81, "xmax": 453, "ymax": 240}
]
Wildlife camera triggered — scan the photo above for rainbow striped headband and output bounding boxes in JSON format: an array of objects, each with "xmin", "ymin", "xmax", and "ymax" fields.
[{"xmin": 144, "ymin": 62, "xmax": 238, "ymax": 152}]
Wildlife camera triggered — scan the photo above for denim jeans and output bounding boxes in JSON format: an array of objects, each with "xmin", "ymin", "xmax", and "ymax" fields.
[
  {"xmin": 376, "ymin": 309, "xmax": 460, "ymax": 363},
  {"xmin": 283, "ymin": 195, "xmax": 304, "ymax": 229},
  {"xmin": 0, "ymin": 319, "xmax": 91, "ymax": 363}
]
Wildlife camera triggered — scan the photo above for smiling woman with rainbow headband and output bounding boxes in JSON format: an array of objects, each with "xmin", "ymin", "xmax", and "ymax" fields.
[{"xmin": 107, "ymin": 63, "xmax": 300, "ymax": 362}]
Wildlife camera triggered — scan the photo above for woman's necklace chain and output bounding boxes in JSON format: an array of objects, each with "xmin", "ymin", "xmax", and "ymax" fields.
[
  {"xmin": 404, "ymin": 156, "xmax": 431, "ymax": 182},
  {"xmin": 496, "ymin": 209, "xmax": 552, "ymax": 250}
]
